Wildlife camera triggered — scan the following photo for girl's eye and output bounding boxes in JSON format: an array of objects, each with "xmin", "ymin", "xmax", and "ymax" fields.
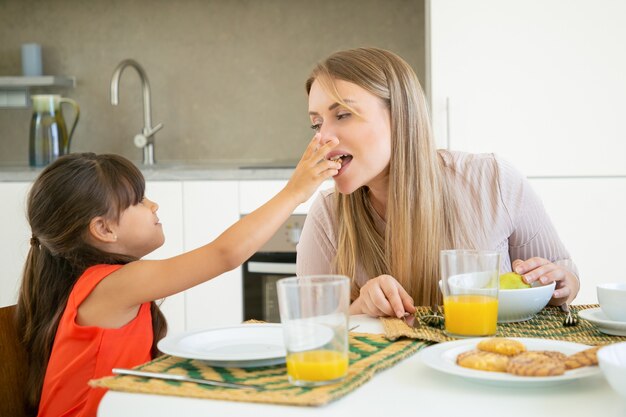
[
  {"xmin": 337, "ymin": 112, "xmax": 351, "ymax": 120},
  {"xmin": 310, "ymin": 123, "xmax": 321, "ymax": 132}
]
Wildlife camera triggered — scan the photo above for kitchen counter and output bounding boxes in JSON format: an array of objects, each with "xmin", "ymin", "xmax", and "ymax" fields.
[{"xmin": 0, "ymin": 161, "xmax": 298, "ymax": 182}]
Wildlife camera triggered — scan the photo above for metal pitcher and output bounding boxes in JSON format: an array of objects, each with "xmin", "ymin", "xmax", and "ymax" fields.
[{"xmin": 29, "ymin": 94, "xmax": 80, "ymax": 167}]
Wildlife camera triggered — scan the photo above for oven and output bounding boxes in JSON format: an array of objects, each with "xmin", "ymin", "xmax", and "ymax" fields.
[{"xmin": 242, "ymin": 214, "xmax": 306, "ymax": 322}]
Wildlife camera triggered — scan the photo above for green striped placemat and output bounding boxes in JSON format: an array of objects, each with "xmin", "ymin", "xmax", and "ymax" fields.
[
  {"xmin": 382, "ymin": 304, "xmax": 626, "ymax": 345},
  {"xmin": 90, "ymin": 332, "xmax": 428, "ymax": 406}
]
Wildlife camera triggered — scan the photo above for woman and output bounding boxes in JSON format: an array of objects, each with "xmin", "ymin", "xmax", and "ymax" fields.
[{"xmin": 296, "ymin": 47, "xmax": 579, "ymax": 318}]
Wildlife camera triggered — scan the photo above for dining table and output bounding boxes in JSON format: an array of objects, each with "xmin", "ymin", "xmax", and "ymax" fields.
[{"xmin": 98, "ymin": 314, "xmax": 625, "ymax": 417}]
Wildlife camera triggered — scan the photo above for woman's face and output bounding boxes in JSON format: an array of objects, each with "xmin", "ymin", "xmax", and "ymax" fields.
[{"xmin": 308, "ymin": 78, "xmax": 392, "ymax": 195}]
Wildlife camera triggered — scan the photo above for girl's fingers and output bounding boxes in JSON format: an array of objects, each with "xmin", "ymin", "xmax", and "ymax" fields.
[{"xmin": 300, "ymin": 134, "xmax": 321, "ymax": 160}]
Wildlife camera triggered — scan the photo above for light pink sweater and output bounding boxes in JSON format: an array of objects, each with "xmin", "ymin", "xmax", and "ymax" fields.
[{"xmin": 296, "ymin": 151, "xmax": 578, "ymax": 296}]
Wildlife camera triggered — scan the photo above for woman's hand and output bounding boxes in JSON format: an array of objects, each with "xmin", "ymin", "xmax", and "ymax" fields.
[
  {"xmin": 512, "ymin": 257, "xmax": 580, "ymax": 305},
  {"xmin": 283, "ymin": 134, "xmax": 341, "ymax": 204},
  {"xmin": 350, "ymin": 274, "xmax": 416, "ymax": 318}
]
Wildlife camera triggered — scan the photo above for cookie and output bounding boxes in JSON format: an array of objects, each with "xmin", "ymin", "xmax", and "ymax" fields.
[
  {"xmin": 477, "ymin": 338, "xmax": 527, "ymax": 356},
  {"xmin": 564, "ymin": 346, "xmax": 601, "ymax": 369},
  {"xmin": 457, "ymin": 349, "xmax": 510, "ymax": 372},
  {"xmin": 533, "ymin": 350, "xmax": 567, "ymax": 361},
  {"xmin": 506, "ymin": 351, "xmax": 566, "ymax": 376}
]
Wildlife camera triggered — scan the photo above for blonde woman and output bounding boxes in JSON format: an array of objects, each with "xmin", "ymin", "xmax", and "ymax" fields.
[{"xmin": 296, "ymin": 47, "xmax": 580, "ymax": 318}]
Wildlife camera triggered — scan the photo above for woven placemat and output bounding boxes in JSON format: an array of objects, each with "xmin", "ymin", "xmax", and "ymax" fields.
[
  {"xmin": 381, "ymin": 304, "xmax": 626, "ymax": 345},
  {"xmin": 90, "ymin": 332, "xmax": 428, "ymax": 407}
]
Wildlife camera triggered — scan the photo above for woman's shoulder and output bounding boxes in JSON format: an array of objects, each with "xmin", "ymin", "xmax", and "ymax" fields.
[
  {"xmin": 309, "ymin": 186, "xmax": 336, "ymax": 214},
  {"xmin": 439, "ymin": 150, "xmax": 525, "ymax": 181}
]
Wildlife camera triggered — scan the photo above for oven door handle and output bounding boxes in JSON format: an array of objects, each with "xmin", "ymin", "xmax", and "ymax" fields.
[{"xmin": 247, "ymin": 261, "xmax": 297, "ymax": 274}]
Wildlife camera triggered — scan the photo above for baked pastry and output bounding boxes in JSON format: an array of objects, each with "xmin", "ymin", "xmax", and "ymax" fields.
[
  {"xmin": 477, "ymin": 338, "xmax": 527, "ymax": 356},
  {"xmin": 456, "ymin": 349, "xmax": 510, "ymax": 372},
  {"xmin": 532, "ymin": 350, "xmax": 568, "ymax": 361},
  {"xmin": 506, "ymin": 351, "xmax": 566, "ymax": 376},
  {"xmin": 564, "ymin": 346, "xmax": 601, "ymax": 369}
]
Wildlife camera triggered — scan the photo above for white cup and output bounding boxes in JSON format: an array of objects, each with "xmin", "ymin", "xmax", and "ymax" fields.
[
  {"xmin": 597, "ymin": 283, "xmax": 626, "ymax": 322},
  {"xmin": 21, "ymin": 43, "xmax": 43, "ymax": 76}
]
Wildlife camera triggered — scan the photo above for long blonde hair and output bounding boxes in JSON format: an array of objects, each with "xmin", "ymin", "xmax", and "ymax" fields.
[{"xmin": 306, "ymin": 48, "xmax": 474, "ymax": 305}]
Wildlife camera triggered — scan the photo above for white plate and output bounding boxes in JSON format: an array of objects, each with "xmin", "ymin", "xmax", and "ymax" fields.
[
  {"xmin": 420, "ymin": 337, "xmax": 601, "ymax": 387},
  {"xmin": 158, "ymin": 323, "xmax": 287, "ymax": 368},
  {"xmin": 579, "ymin": 307, "xmax": 626, "ymax": 336}
]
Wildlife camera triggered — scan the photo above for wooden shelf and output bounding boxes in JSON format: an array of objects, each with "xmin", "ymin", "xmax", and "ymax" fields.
[{"xmin": 0, "ymin": 76, "xmax": 76, "ymax": 108}]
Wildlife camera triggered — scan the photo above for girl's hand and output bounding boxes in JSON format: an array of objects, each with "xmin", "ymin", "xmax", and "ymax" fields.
[
  {"xmin": 351, "ymin": 274, "xmax": 416, "ymax": 318},
  {"xmin": 512, "ymin": 257, "xmax": 580, "ymax": 305},
  {"xmin": 283, "ymin": 134, "xmax": 341, "ymax": 204}
]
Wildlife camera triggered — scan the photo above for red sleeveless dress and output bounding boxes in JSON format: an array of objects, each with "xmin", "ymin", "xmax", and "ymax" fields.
[{"xmin": 37, "ymin": 264, "xmax": 153, "ymax": 417}]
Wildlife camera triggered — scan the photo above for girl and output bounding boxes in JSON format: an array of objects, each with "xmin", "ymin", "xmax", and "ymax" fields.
[
  {"xmin": 17, "ymin": 136, "xmax": 340, "ymax": 417},
  {"xmin": 297, "ymin": 47, "xmax": 580, "ymax": 318}
]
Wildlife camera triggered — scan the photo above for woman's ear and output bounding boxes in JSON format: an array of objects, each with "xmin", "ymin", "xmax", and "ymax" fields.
[{"xmin": 89, "ymin": 216, "xmax": 117, "ymax": 243}]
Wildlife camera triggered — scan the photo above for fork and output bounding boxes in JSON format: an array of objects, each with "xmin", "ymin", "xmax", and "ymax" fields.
[
  {"xmin": 561, "ymin": 302, "xmax": 578, "ymax": 327},
  {"xmin": 420, "ymin": 303, "xmax": 445, "ymax": 329}
]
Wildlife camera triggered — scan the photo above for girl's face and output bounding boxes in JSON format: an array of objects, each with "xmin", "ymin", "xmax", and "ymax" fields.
[
  {"xmin": 308, "ymin": 78, "xmax": 392, "ymax": 195},
  {"xmin": 114, "ymin": 197, "xmax": 164, "ymax": 258}
]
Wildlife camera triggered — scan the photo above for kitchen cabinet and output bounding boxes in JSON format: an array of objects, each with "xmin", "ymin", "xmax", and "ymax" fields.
[
  {"xmin": 428, "ymin": 0, "xmax": 626, "ymax": 177},
  {"xmin": 182, "ymin": 181, "xmax": 241, "ymax": 331},
  {"xmin": 239, "ymin": 180, "xmax": 334, "ymax": 214},
  {"xmin": 0, "ymin": 182, "xmax": 31, "ymax": 307},
  {"xmin": 529, "ymin": 178, "xmax": 626, "ymax": 304},
  {"xmin": 143, "ymin": 181, "xmax": 185, "ymax": 336},
  {"xmin": 427, "ymin": 0, "xmax": 626, "ymax": 300}
]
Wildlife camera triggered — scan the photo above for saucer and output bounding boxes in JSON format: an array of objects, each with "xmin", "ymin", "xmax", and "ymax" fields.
[{"xmin": 578, "ymin": 307, "xmax": 626, "ymax": 336}]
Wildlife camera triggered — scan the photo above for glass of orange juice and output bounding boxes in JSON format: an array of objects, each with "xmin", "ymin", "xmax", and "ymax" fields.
[
  {"xmin": 276, "ymin": 275, "xmax": 350, "ymax": 386},
  {"xmin": 440, "ymin": 250, "xmax": 500, "ymax": 338}
]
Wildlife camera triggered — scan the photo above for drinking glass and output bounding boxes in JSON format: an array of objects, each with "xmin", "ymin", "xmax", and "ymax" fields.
[
  {"xmin": 440, "ymin": 250, "xmax": 500, "ymax": 337},
  {"xmin": 276, "ymin": 275, "xmax": 350, "ymax": 386}
]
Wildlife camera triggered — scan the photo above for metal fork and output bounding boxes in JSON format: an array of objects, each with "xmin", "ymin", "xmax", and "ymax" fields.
[
  {"xmin": 420, "ymin": 304, "xmax": 445, "ymax": 329},
  {"xmin": 561, "ymin": 302, "xmax": 578, "ymax": 327}
]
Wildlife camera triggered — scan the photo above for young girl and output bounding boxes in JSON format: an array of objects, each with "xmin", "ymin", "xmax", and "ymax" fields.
[{"xmin": 17, "ymin": 135, "xmax": 340, "ymax": 417}]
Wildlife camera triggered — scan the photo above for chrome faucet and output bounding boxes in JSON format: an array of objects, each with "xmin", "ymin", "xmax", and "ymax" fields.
[{"xmin": 110, "ymin": 59, "xmax": 163, "ymax": 165}]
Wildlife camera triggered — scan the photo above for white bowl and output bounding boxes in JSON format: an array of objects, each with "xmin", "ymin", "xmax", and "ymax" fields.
[
  {"xmin": 598, "ymin": 341, "xmax": 626, "ymax": 399},
  {"xmin": 497, "ymin": 281, "xmax": 556, "ymax": 323}
]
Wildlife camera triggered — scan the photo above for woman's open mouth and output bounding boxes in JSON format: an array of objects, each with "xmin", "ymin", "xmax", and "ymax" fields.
[{"xmin": 328, "ymin": 154, "xmax": 353, "ymax": 176}]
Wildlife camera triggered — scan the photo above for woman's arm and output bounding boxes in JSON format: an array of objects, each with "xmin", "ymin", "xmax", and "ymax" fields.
[{"xmin": 498, "ymin": 157, "xmax": 580, "ymax": 304}]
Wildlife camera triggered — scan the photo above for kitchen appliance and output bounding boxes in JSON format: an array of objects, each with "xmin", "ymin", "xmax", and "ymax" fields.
[
  {"xmin": 242, "ymin": 214, "xmax": 305, "ymax": 322},
  {"xmin": 29, "ymin": 94, "xmax": 80, "ymax": 167}
]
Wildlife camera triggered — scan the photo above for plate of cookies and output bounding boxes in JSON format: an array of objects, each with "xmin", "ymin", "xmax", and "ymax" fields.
[{"xmin": 420, "ymin": 337, "xmax": 602, "ymax": 387}]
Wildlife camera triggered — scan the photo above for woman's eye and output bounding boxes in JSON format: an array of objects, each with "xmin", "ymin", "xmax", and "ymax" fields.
[
  {"xmin": 310, "ymin": 123, "xmax": 321, "ymax": 132},
  {"xmin": 337, "ymin": 113, "xmax": 351, "ymax": 120}
]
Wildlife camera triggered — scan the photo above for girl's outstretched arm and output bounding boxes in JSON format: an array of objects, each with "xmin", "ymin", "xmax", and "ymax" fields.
[{"xmin": 79, "ymin": 136, "xmax": 340, "ymax": 327}]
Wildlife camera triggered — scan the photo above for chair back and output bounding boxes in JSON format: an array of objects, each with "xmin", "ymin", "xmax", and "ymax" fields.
[{"xmin": 0, "ymin": 304, "xmax": 33, "ymax": 417}]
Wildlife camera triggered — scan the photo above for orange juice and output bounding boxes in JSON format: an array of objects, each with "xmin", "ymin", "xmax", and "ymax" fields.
[
  {"xmin": 443, "ymin": 294, "xmax": 498, "ymax": 336},
  {"xmin": 286, "ymin": 349, "xmax": 349, "ymax": 382}
]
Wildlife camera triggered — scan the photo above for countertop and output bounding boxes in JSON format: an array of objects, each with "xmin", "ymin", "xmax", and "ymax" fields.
[{"xmin": 0, "ymin": 161, "xmax": 298, "ymax": 182}]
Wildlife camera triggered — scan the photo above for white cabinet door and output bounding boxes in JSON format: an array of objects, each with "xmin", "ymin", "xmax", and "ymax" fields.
[
  {"xmin": 183, "ymin": 181, "xmax": 241, "ymax": 331},
  {"xmin": 239, "ymin": 180, "xmax": 334, "ymax": 214},
  {"xmin": 529, "ymin": 178, "xmax": 626, "ymax": 305},
  {"xmin": 428, "ymin": 0, "xmax": 626, "ymax": 176},
  {"xmin": 0, "ymin": 182, "xmax": 31, "ymax": 307},
  {"xmin": 144, "ymin": 181, "xmax": 186, "ymax": 336}
]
